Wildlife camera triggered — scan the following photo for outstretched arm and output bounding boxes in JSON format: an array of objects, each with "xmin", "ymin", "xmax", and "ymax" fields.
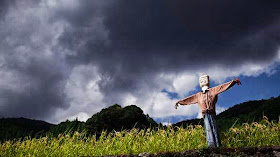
[
  {"xmin": 175, "ymin": 93, "xmax": 198, "ymax": 109},
  {"xmin": 212, "ymin": 79, "xmax": 241, "ymax": 95}
]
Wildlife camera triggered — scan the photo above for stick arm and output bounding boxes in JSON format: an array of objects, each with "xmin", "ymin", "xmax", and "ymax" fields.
[
  {"xmin": 212, "ymin": 79, "xmax": 241, "ymax": 95},
  {"xmin": 175, "ymin": 93, "xmax": 198, "ymax": 109}
]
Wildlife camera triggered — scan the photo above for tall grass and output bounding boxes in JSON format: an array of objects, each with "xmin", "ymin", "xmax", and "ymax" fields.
[
  {"xmin": 0, "ymin": 119, "xmax": 279, "ymax": 156},
  {"xmin": 222, "ymin": 117, "xmax": 280, "ymax": 147}
]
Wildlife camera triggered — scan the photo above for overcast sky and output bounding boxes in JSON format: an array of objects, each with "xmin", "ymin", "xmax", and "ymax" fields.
[{"xmin": 0, "ymin": 0, "xmax": 280, "ymax": 124}]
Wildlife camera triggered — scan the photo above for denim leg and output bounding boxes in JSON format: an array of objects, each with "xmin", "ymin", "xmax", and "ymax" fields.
[
  {"xmin": 211, "ymin": 115, "xmax": 221, "ymax": 147},
  {"xmin": 204, "ymin": 113, "xmax": 221, "ymax": 147},
  {"xmin": 204, "ymin": 113, "xmax": 215, "ymax": 147}
]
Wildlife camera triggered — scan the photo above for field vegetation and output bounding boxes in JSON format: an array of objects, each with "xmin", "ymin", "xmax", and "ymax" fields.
[{"xmin": 1, "ymin": 117, "xmax": 279, "ymax": 157}]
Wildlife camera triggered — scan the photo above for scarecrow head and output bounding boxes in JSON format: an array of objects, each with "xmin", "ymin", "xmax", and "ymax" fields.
[{"xmin": 199, "ymin": 75, "xmax": 210, "ymax": 93}]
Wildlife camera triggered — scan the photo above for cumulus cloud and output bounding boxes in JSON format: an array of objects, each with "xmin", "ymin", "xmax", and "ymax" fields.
[
  {"xmin": 0, "ymin": 0, "xmax": 280, "ymax": 123},
  {"xmin": 50, "ymin": 64, "xmax": 105, "ymax": 123},
  {"xmin": 172, "ymin": 74, "xmax": 198, "ymax": 97}
]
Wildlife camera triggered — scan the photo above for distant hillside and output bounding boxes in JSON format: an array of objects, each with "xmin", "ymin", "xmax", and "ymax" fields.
[
  {"xmin": 1, "ymin": 96, "xmax": 279, "ymax": 141},
  {"xmin": 49, "ymin": 119, "xmax": 86, "ymax": 137},
  {"xmin": 0, "ymin": 104, "xmax": 157, "ymax": 141},
  {"xmin": 174, "ymin": 95, "xmax": 280, "ymax": 130},
  {"xmin": 0, "ymin": 117, "xmax": 54, "ymax": 141},
  {"xmin": 86, "ymin": 104, "xmax": 157, "ymax": 135}
]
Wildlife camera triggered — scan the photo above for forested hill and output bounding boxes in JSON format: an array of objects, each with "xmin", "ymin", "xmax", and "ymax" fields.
[
  {"xmin": 0, "ymin": 117, "xmax": 54, "ymax": 141},
  {"xmin": 86, "ymin": 104, "xmax": 157, "ymax": 136},
  {"xmin": 174, "ymin": 95, "xmax": 280, "ymax": 130},
  {"xmin": 0, "ymin": 95, "xmax": 279, "ymax": 141},
  {"xmin": 0, "ymin": 104, "xmax": 157, "ymax": 141}
]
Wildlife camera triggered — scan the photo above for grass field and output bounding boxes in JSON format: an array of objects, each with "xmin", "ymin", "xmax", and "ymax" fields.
[{"xmin": 0, "ymin": 118, "xmax": 279, "ymax": 156}]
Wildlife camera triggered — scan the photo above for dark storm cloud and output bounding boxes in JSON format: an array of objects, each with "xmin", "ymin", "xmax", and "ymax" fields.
[
  {"xmin": 0, "ymin": 57, "xmax": 69, "ymax": 119},
  {"xmin": 60, "ymin": 0, "xmax": 280, "ymax": 69},
  {"xmin": 0, "ymin": 0, "xmax": 15, "ymax": 18},
  {"xmin": 0, "ymin": 0, "xmax": 70, "ymax": 120},
  {"xmin": 103, "ymin": 0, "xmax": 280, "ymax": 64},
  {"xmin": 57, "ymin": 0, "xmax": 280, "ymax": 103},
  {"xmin": 1, "ymin": 0, "xmax": 280, "ymax": 121}
]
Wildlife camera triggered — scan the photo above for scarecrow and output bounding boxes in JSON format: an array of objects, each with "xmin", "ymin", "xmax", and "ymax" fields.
[{"xmin": 175, "ymin": 75, "xmax": 241, "ymax": 147}]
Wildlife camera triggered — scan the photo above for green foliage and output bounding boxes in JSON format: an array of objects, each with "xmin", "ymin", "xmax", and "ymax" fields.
[
  {"xmin": 222, "ymin": 117, "xmax": 280, "ymax": 147},
  {"xmin": 49, "ymin": 118, "xmax": 85, "ymax": 137},
  {"xmin": 217, "ymin": 96, "xmax": 280, "ymax": 130},
  {"xmin": 86, "ymin": 104, "xmax": 157, "ymax": 135},
  {"xmin": 0, "ymin": 119, "xmax": 279, "ymax": 156},
  {"xmin": 1, "ymin": 95, "xmax": 279, "ymax": 143},
  {"xmin": 0, "ymin": 117, "xmax": 54, "ymax": 142},
  {"xmin": 0, "ymin": 104, "xmax": 157, "ymax": 141}
]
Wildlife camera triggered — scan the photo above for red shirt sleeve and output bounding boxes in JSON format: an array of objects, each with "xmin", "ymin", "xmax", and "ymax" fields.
[
  {"xmin": 211, "ymin": 80, "xmax": 236, "ymax": 95},
  {"xmin": 178, "ymin": 93, "xmax": 198, "ymax": 105}
]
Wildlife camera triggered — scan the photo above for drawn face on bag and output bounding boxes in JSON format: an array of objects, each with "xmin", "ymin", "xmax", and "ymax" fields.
[{"xmin": 199, "ymin": 75, "xmax": 210, "ymax": 88}]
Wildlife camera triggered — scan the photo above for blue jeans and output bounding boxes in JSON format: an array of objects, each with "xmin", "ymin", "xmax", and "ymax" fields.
[{"xmin": 204, "ymin": 111, "xmax": 221, "ymax": 148}]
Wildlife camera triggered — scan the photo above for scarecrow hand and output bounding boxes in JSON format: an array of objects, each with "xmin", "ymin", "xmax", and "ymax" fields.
[
  {"xmin": 234, "ymin": 79, "xmax": 241, "ymax": 85},
  {"xmin": 174, "ymin": 102, "xmax": 179, "ymax": 109}
]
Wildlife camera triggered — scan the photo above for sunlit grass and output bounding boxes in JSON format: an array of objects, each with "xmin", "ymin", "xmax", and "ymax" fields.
[
  {"xmin": 1, "ymin": 118, "xmax": 279, "ymax": 156},
  {"xmin": 222, "ymin": 117, "xmax": 280, "ymax": 147}
]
